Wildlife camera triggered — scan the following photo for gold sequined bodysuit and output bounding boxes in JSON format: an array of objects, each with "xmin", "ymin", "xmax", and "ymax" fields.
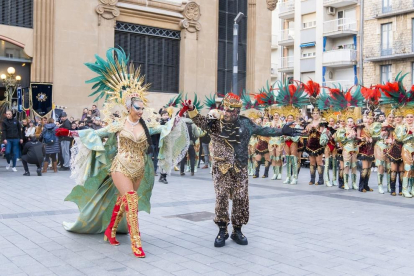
[{"xmin": 110, "ymin": 129, "xmax": 148, "ymax": 182}]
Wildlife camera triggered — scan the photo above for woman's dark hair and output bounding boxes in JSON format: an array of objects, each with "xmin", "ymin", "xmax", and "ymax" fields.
[{"xmin": 139, "ymin": 117, "xmax": 153, "ymax": 154}]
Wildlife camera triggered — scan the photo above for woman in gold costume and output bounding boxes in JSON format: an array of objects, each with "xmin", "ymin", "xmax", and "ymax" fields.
[{"xmin": 386, "ymin": 111, "xmax": 404, "ymax": 196}]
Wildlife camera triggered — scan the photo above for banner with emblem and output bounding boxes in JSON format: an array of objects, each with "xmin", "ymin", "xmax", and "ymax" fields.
[{"xmin": 30, "ymin": 83, "xmax": 53, "ymax": 117}]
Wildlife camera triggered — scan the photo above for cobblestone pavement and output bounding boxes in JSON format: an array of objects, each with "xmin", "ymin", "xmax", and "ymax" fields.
[{"xmin": 1, "ymin": 159, "xmax": 414, "ymax": 276}]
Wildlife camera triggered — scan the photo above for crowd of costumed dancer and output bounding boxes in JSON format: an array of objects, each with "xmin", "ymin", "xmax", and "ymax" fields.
[{"xmin": 240, "ymin": 73, "xmax": 414, "ymax": 198}]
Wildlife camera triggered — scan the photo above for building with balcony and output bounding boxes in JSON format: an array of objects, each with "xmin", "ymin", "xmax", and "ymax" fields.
[
  {"xmin": 363, "ymin": 0, "xmax": 414, "ymax": 87},
  {"xmin": 0, "ymin": 0, "xmax": 277, "ymax": 116},
  {"xmin": 272, "ymin": 0, "xmax": 360, "ymax": 90}
]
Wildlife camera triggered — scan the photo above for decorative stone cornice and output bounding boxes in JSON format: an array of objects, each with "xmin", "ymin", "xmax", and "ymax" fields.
[
  {"xmin": 179, "ymin": 1, "xmax": 201, "ymax": 39},
  {"xmin": 266, "ymin": 0, "xmax": 277, "ymax": 11},
  {"xmin": 96, "ymin": 0, "xmax": 120, "ymax": 26}
]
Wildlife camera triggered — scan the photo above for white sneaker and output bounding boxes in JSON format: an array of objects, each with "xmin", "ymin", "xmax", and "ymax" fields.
[
  {"xmin": 6, "ymin": 164, "xmax": 10, "ymax": 170},
  {"xmin": 12, "ymin": 167, "xmax": 17, "ymax": 172}
]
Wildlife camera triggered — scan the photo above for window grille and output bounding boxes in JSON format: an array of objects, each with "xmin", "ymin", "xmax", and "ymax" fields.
[
  {"xmin": 115, "ymin": 23, "xmax": 180, "ymax": 93},
  {"xmin": 0, "ymin": 0, "xmax": 33, "ymax": 28},
  {"xmin": 116, "ymin": 22, "xmax": 181, "ymax": 40},
  {"xmin": 217, "ymin": 0, "xmax": 247, "ymax": 95}
]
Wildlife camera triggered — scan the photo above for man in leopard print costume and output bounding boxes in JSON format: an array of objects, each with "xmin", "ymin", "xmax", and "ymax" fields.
[{"xmin": 183, "ymin": 94, "xmax": 302, "ymax": 247}]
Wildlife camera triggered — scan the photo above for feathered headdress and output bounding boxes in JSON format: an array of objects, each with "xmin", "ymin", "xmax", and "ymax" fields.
[
  {"xmin": 302, "ymin": 79, "xmax": 321, "ymax": 106},
  {"xmin": 184, "ymin": 93, "xmax": 204, "ymax": 111},
  {"xmin": 85, "ymin": 48, "xmax": 149, "ymax": 106},
  {"xmin": 85, "ymin": 47, "xmax": 150, "ymax": 124},
  {"xmin": 329, "ymin": 85, "xmax": 365, "ymax": 111},
  {"xmin": 204, "ymin": 93, "xmax": 223, "ymax": 110},
  {"xmin": 275, "ymin": 80, "xmax": 309, "ymax": 109},
  {"xmin": 379, "ymin": 72, "xmax": 414, "ymax": 107},
  {"xmin": 241, "ymin": 91, "xmax": 262, "ymax": 110}
]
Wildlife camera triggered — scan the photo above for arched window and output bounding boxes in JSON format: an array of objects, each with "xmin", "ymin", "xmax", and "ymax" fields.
[{"xmin": 217, "ymin": 0, "xmax": 247, "ymax": 95}]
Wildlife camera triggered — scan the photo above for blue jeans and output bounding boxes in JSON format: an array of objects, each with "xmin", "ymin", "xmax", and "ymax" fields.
[{"xmin": 5, "ymin": 139, "xmax": 20, "ymax": 167}]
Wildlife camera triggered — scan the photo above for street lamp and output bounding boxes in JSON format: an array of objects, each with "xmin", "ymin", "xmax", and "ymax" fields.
[
  {"xmin": 1, "ymin": 66, "xmax": 21, "ymax": 110},
  {"xmin": 232, "ymin": 12, "xmax": 245, "ymax": 96}
]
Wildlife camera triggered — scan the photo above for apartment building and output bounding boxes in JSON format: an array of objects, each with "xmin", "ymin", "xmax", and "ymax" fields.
[
  {"xmin": 274, "ymin": 0, "xmax": 360, "ymax": 90},
  {"xmin": 363, "ymin": 0, "xmax": 414, "ymax": 87}
]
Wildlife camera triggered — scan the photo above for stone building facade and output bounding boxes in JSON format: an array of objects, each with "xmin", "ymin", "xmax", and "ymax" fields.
[
  {"xmin": 0, "ymin": 0, "xmax": 276, "ymax": 117},
  {"xmin": 363, "ymin": 0, "xmax": 414, "ymax": 87}
]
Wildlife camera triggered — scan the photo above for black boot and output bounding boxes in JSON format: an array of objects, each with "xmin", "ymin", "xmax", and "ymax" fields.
[
  {"xmin": 309, "ymin": 165, "xmax": 316, "ymax": 185},
  {"xmin": 36, "ymin": 167, "xmax": 42, "ymax": 176},
  {"xmin": 398, "ymin": 172, "xmax": 403, "ymax": 196},
  {"xmin": 253, "ymin": 161, "xmax": 261, "ymax": 178},
  {"xmin": 214, "ymin": 222, "xmax": 229, "ymax": 247},
  {"xmin": 390, "ymin": 171, "xmax": 397, "ymax": 196},
  {"xmin": 23, "ymin": 171, "xmax": 30, "ymax": 176},
  {"xmin": 338, "ymin": 169, "xmax": 344, "ymax": 189},
  {"xmin": 317, "ymin": 165, "xmax": 324, "ymax": 185},
  {"xmin": 161, "ymin": 174, "xmax": 168, "ymax": 184},
  {"xmin": 230, "ymin": 225, "xmax": 248, "ymax": 245},
  {"xmin": 365, "ymin": 169, "xmax": 373, "ymax": 192},
  {"xmin": 262, "ymin": 161, "xmax": 270, "ymax": 178},
  {"xmin": 359, "ymin": 169, "xmax": 367, "ymax": 192}
]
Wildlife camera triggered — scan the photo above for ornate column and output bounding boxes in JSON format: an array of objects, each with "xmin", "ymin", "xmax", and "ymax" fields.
[
  {"xmin": 32, "ymin": 0, "xmax": 55, "ymax": 83},
  {"xmin": 246, "ymin": 0, "xmax": 256, "ymax": 93},
  {"xmin": 178, "ymin": 1, "xmax": 202, "ymax": 93}
]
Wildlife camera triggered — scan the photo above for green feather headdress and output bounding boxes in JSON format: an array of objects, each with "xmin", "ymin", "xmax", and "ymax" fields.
[{"xmin": 85, "ymin": 47, "xmax": 150, "ymax": 106}]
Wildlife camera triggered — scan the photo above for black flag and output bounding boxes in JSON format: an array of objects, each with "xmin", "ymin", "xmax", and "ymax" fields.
[{"xmin": 31, "ymin": 83, "xmax": 53, "ymax": 116}]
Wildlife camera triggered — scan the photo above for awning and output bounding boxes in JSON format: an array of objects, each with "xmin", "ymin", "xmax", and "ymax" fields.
[{"xmin": 300, "ymin": 42, "xmax": 316, "ymax": 48}]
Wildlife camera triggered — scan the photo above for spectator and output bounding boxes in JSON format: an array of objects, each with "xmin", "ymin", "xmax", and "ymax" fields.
[
  {"xmin": 92, "ymin": 117, "xmax": 102, "ymax": 130},
  {"xmin": 91, "ymin": 104, "xmax": 100, "ymax": 118},
  {"xmin": 158, "ymin": 111, "xmax": 170, "ymax": 184},
  {"xmin": 21, "ymin": 119, "xmax": 29, "ymax": 148},
  {"xmin": 41, "ymin": 118, "xmax": 60, "ymax": 173},
  {"xmin": 25, "ymin": 121, "xmax": 36, "ymax": 140},
  {"xmin": 2, "ymin": 110, "xmax": 23, "ymax": 171},
  {"xmin": 81, "ymin": 108, "xmax": 89, "ymax": 121},
  {"xmin": 59, "ymin": 112, "xmax": 71, "ymax": 171},
  {"xmin": 87, "ymin": 110, "xmax": 92, "ymax": 118},
  {"xmin": 180, "ymin": 113, "xmax": 203, "ymax": 176},
  {"xmin": 35, "ymin": 117, "xmax": 47, "ymax": 139},
  {"xmin": 79, "ymin": 121, "xmax": 85, "ymax": 128},
  {"xmin": 22, "ymin": 137, "xmax": 45, "ymax": 176},
  {"xmin": 200, "ymin": 130, "xmax": 211, "ymax": 169}
]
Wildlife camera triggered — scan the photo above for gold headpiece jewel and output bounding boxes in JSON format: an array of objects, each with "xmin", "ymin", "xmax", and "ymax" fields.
[
  {"xmin": 223, "ymin": 93, "xmax": 243, "ymax": 108},
  {"xmin": 279, "ymin": 106, "xmax": 300, "ymax": 118}
]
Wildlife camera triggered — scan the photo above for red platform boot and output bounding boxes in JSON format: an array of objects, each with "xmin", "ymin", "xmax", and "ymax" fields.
[
  {"xmin": 104, "ymin": 195, "xmax": 124, "ymax": 245},
  {"xmin": 124, "ymin": 191, "xmax": 145, "ymax": 258}
]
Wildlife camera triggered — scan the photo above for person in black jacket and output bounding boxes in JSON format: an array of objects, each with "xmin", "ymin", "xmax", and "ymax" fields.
[
  {"xmin": 21, "ymin": 138, "xmax": 45, "ymax": 176},
  {"xmin": 2, "ymin": 110, "xmax": 23, "ymax": 171},
  {"xmin": 59, "ymin": 112, "xmax": 71, "ymax": 171}
]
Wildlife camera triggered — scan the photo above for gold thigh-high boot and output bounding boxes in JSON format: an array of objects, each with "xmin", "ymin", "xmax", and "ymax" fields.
[
  {"xmin": 124, "ymin": 191, "xmax": 146, "ymax": 258},
  {"xmin": 104, "ymin": 195, "xmax": 125, "ymax": 245}
]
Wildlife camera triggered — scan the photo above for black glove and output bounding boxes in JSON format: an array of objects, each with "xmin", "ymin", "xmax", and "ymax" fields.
[{"xmin": 282, "ymin": 122, "xmax": 303, "ymax": 137}]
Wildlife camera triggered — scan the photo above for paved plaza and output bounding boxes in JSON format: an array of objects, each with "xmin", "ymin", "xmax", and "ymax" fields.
[{"xmin": 1, "ymin": 159, "xmax": 414, "ymax": 276}]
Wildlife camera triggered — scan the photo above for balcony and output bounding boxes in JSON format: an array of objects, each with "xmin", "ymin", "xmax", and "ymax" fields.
[
  {"xmin": 373, "ymin": 2, "xmax": 414, "ymax": 19},
  {"xmin": 300, "ymin": 57, "xmax": 315, "ymax": 73},
  {"xmin": 323, "ymin": 49, "xmax": 357, "ymax": 68},
  {"xmin": 323, "ymin": 0, "xmax": 358, "ymax": 8},
  {"xmin": 279, "ymin": 0, "xmax": 295, "ymax": 19},
  {"xmin": 365, "ymin": 42, "xmax": 414, "ymax": 62},
  {"xmin": 278, "ymin": 56, "xmax": 294, "ymax": 72},
  {"xmin": 323, "ymin": 18, "xmax": 358, "ymax": 38},
  {"xmin": 278, "ymin": 29, "xmax": 295, "ymax": 46},
  {"xmin": 325, "ymin": 80, "xmax": 355, "ymax": 90},
  {"xmin": 271, "ymin": 35, "xmax": 278, "ymax": 49}
]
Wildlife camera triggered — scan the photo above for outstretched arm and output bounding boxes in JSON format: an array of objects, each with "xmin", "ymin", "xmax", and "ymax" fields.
[{"xmin": 251, "ymin": 121, "xmax": 303, "ymax": 137}]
